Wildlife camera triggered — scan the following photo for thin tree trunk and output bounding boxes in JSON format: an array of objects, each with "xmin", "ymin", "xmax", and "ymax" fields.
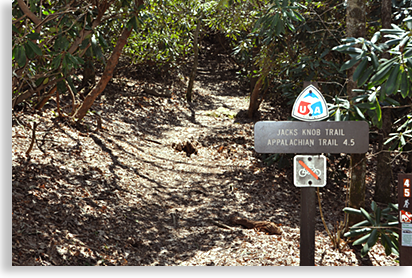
[
  {"xmin": 346, "ymin": 0, "xmax": 367, "ymax": 226},
  {"xmin": 186, "ymin": 15, "xmax": 202, "ymax": 103},
  {"xmin": 374, "ymin": 0, "xmax": 393, "ymax": 204},
  {"xmin": 407, "ymin": 149, "xmax": 412, "ymax": 172},
  {"xmin": 75, "ymin": 27, "xmax": 132, "ymax": 121},
  {"xmin": 247, "ymin": 77, "xmax": 263, "ymax": 118}
]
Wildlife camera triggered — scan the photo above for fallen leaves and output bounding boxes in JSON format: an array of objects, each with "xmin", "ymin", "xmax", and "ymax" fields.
[{"xmin": 12, "ymin": 48, "xmax": 400, "ymax": 266}]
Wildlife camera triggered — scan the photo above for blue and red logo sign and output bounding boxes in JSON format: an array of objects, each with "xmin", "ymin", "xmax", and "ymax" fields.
[{"xmin": 292, "ymin": 85, "xmax": 329, "ymax": 121}]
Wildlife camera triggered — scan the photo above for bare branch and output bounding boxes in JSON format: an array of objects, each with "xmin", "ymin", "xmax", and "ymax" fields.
[{"xmin": 17, "ymin": 0, "xmax": 41, "ymax": 25}]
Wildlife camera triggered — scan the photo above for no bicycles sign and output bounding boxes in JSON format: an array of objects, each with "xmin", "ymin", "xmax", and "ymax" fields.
[{"xmin": 293, "ymin": 155, "xmax": 326, "ymax": 187}]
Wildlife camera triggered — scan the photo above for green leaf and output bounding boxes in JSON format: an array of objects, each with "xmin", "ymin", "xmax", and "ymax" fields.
[
  {"xmin": 381, "ymin": 233, "xmax": 392, "ymax": 256},
  {"xmin": 400, "ymin": 70, "xmax": 411, "ymax": 98},
  {"xmin": 91, "ymin": 35, "xmax": 104, "ymax": 63},
  {"xmin": 57, "ymin": 80, "xmax": 67, "ymax": 93},
  {"xmin": 332, "ymin": 42, "xmax": 358, "ymax": 52},
  {"xmin": 343, "ymin": 207, "xmax": 362, "ymax": 215},
  {"xmin": 367, "ymin": 229, "xmax": 379, "ymax": 247},
  {"xmin": 55, "ymin": 35, "xmax": 70, "ymax": 51},
  {"xmin": 384, "ymin": 134, "xmax": 399, "ymax": 145},
  {"xmin": 351, "ymin": 220, "xmax": 370, "ymax": 229},
  {"xmin": 98, "ymin": 33, "xmax": 109, "ymax": 49},
  {"xmin": 375, "ymin": 207, "xmax": 382, "ymax": 225},
  {"xmin": 361, "ymin": 229, "xmax": 378, "ymax": 256},
  {"xmin": 353, "ymin": 57, "xmax": 368, "ymax": 82},
  {"xmin": 385, "ymin": 63, "xmax": 401, "ymax": 95},
  {"xmin": 35, "ymin": 77, "xmax": 45, "ymax": 87},
  {"xmin": 66, "ymin": 76, "xmax": 77, "ymax": 94},
  {"xmin": 51, "ymin": 54, "xmax": 62, "ymax": 70},
  {"xmin": 370, "ymin": 58, "xmax": 397, "ymax": 84},
  {"xmin": 407, "ymin": 58, "xmax": 412, "ymax": 69},
  {"xmin": 292, "ymin": 10, "xmax": 304, "ymax": 22},
  {"xmin": 404, "ymin": 47, "xmax": 412, "ymax": 58},
  {"xmin": 127, "ymin": 15, "xmax": 139, "ymax": 32},
  {"xmin": 340, "ymin": 55, "xmax": 362, "ymax": 72},
  {"xmin": 12, "ymin": 24, "xmax": 20, "ymax": 34},
  {"xmin": 334, "ymin": 46, "xmax": 362, "ymax": 55},
  {"xmin": 15, "ymin": 45, "xmax": 26, "ymax": 67},
  {"xmin": 371, "ymin": 31, "xmax": 381, "ymax": 44},
  {"xmin": 354, "ymin": 105, "xmax": 366, "ymax": 120},
  {"xmin": 371, "ymin": 201, "xmax": 377, "ymax": 212},
  {"xmin": 344, "ymin": 227, "xmax": 372, "ymax": 238},
  {"xmin": 334, "ymin": 108, "xmax": 341, "ymax": 121},
  {"xmin": 383, "ymin": 97, "xmax": 400, "ymax": 106},
  {"xmin": 277, "ymin": 20, "xmax": 285, "ymax": 35},
  {"xmin": 216, "ymin": 0, "xmax": 229, "ymax": 9},
  {"xmin": 371, "ymin": 52, "xmax": 380, "ymax": 68},
  {"xmin": 24, "ymin": 42, "xmax": 35, "ymax": 59},
  {"xmin": 79, "ymin": 38, "xmax": 90, "ymax": 50},
  {"xmin": 374, "ymin": 99, "xmax": 382, "ymax": 123},
  {"xmin": 352, "ymin": 233, "xmax": 370, "ymax": 245},
  {"xmin": 26, "ymin": 32, "xmax": 41, "ymax": 40},
  {"xmin": 27, "ymin": 40, "xmax": 42, "ymax": 56},
  {"xmin": 360, "ymin": 207, "xmax": 375, "ymax": 225},
  {"xmin": 388, "ymin": 203, "xmax": 399, "ymax": 211},
  {"xmin": 357, "ymin": 66, "xmax": 374, "ymax": 87}
]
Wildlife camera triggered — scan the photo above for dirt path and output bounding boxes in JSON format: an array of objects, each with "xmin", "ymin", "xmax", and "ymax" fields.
[{"xmin": 12, "ymin": 41, "xmax": 398, "ymax": 266}]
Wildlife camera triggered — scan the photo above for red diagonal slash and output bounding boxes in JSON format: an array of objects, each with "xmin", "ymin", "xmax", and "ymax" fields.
[{"xmin": 298, "ymin": 160, "xmax": 320, "ymax": 180}]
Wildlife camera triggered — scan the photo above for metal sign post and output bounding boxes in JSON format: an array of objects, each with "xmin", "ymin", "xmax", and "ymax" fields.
[{"xmin": 398, "ymin": 173, "xmax": 412, "ymax": 266}]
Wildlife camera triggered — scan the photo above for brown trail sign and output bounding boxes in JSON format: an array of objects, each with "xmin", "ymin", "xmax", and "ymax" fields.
[
  {"xmin": 398, "ymin": 173, "xmax": 412, "ymax": 266},
  {"xmin": 254, "ymin": 121, "xmax": 369, "ymax": 154},
  {"xmin": 253, "ymin": 84, "xmax": 369, "ymax": 266}
]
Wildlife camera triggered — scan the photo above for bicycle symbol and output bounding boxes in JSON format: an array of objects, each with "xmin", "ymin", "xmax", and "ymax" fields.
[{"xmin": 298, "ymin": 168, "xmax": 321, "ymax": 178}]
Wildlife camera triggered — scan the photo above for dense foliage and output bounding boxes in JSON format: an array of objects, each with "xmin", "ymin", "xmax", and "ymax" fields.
[
  {"xmin": 12, "ymin": 0, "xmax": 142, "ymax": 110},
  {"xmin": 332, "ymin": 13, "xmax": 412, "ymax": 149},
  {"xmin": 343, "ymin": 202, "xmax": 399, "ymax": 257}
]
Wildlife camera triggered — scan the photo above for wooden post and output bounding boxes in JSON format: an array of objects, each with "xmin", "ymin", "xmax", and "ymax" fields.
[
  {"xmin": 299, "ymin": 81, "xmax": 319, "ymax": 266},
  {"xmin": 300, "ymin": 187, "xmax": 316, "ymax": 266}
]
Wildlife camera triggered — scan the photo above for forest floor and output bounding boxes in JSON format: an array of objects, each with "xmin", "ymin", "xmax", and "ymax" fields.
[{"xmin": 12, "ymin": 37, "xmax": 404, "ymax": 266}]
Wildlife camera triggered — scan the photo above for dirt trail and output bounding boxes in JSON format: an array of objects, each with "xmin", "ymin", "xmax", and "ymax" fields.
[{"xmin": 12, "ymin": 40, "xmax": 398, "ymax": 266}]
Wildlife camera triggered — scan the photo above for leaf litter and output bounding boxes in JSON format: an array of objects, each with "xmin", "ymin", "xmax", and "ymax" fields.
[{"xmin": 12, "ymin": 41, "xmax": 400, "ymax": 266}]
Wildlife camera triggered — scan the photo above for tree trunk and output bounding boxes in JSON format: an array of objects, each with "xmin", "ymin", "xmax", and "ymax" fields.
[
  {"xmin": 375, "ymin": 108, "xmax": 393, "ymax": 204},
  {"xmin": 75, "ymin": 27, "xmax": 132, "ymax": 122},
  {"xmin": 346, "ymin": 0, "xmax": 366, "ymax": 226},
  {"xmin": 247, "ymin": 77, "xmax": 263, "ymax": 118},
  {"xmin": 186, "ymin": 15, "xmax": 202, "ymax": 103},
  {"xmin": 407, "ymin": 149, "xmax": 412, "ymax": 173},
  {"xmin": 374, "ymin": 0, "xmax": 393, "ymax": 204}
]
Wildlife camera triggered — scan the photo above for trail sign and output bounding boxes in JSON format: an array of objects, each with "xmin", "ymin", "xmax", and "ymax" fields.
[
  {"xmin": 398, "ymin": 173, "xmax": 412, "ymax": 265},
  {"xmin": 294, "ymin": 155, "xmax": 326, "ymax": 187},
  {"xmin": 254, "ymin": 121, "xmax": 369, "ymax": 154},
  {"xmin": 291, "ymin": 85, "xmax": 329, "ymax": 121},
  {"xmin": 252, "ymin": 83, "xmax": 370, "ymax": 266}
]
